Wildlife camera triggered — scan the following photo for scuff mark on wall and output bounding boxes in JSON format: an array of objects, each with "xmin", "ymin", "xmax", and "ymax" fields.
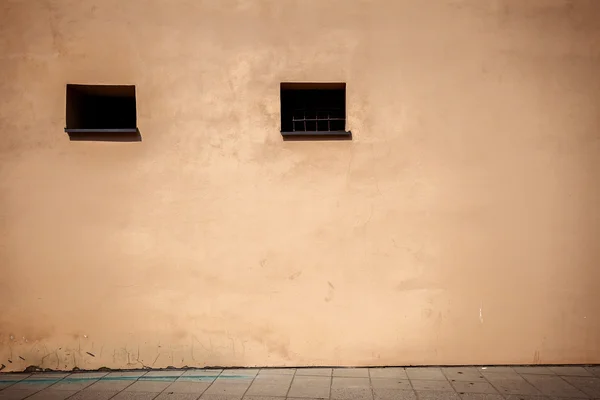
[
  {"xmin": 288, "ymin": 271, "xmax": 302, "ymax": 280},
  {"xmin": 479, "ymin": 301, "xmax": 484, "ymax": 324},
  {"xmin": 533, "ymin": 350, "xmax": 541, "ymax": 364},
  {"xmin": 325, "ymin": 281, "xmax": 335, "ymax": 303}
]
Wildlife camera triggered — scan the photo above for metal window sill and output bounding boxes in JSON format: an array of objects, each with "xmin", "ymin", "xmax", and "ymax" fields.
[
  {"xmin": 65, "ymin": 128, "xmax": 138, "ymax": 133},
  {"xmin": 65, "ymin": 128, "xmax": 141, "ymax": 142},
  {"xmin": 281, "ymin": 131, "xmax": 352, "ymax": 140}
]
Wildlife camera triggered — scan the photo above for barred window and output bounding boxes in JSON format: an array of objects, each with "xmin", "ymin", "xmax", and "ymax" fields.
[{"xmin": 280, "ymin": 83, "xmax": 350, "ymax": 139}]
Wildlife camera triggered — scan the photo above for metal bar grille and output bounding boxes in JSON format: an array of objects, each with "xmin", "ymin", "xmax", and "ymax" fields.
[{"xmin": 292, "ymin": 108, "xmax": 345, "ymax": 132}]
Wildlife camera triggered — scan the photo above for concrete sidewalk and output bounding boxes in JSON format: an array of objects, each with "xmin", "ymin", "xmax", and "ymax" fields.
[{"xmin": 1, "ymin": 366, "xmax": 599, "ymax": 400}]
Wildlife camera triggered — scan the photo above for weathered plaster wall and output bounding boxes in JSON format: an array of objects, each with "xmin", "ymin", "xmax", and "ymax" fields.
[{"xmin": 1, "ymin": 0, "xmax": 600, "ymax": 372}]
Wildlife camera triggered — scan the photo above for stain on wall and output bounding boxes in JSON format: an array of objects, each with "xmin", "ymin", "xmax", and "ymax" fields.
[{"xmin": 1, "ymin": 0, "xmax": 600, "ymax": 371}]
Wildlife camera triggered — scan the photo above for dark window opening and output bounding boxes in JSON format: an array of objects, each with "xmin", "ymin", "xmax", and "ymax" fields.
[
  {"xmin": 65, "ymin": 84, "xmax": 137, "ymax": 134},
  {"xmin": 280, "ymin": 83, "xmax": 350, "ymax": 139}
]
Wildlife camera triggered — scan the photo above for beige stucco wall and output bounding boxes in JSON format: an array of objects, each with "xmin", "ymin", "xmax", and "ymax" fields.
[{"xmin": 1, "ymin": 0, "xmax": 600, "ymax": 372}]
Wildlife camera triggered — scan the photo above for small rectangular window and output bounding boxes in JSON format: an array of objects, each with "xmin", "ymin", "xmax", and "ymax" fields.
[
  {"xmin": 65, "ymin": 84, "xmax": 137, "ymax": 134},
  {"xmin": 280, "ymin": 82, "xmax": 350, "ymax": 139}
]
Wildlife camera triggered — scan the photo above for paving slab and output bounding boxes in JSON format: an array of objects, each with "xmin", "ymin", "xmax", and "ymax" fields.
[
  {"xmin": 479, "ymin": 368, "xmax": 521, "ymax": 382},
  {"xmin": 549, "ymin": 366, "xmax": 594, "ymax": 377},
  {"xmin": 69, "ymin": 390, "xmax": 121, "ymax": 400},
  {"xmin": 246, "ymin": 374, "xmax": 293, "ymax": 397},
  {"xmin": 411, "ymin": 380, "xmax": 454, "ymax": 392},
  {"xmin": 452, "ymin": 381, "xmax": 498, "ymax": 394},
  {"xmin": 145, "ymin": 371, "xmax": 185, "ymax": 378},
  {"xmin": 27, "ymin": 389, "xmax": 78, "ymax": 399},
  {"xmin": 443, "ymin": 368, "xmax": 486, "ymax": 382},
  {"xmin": 416, "ymin": 392, "xmax": 460, "ymax": 400},
  {"xmin": 183, "ymin": 370, "xmax": 222, "ymax": 377},
  {"xmin": 563, "ymin": 376, "xmax": 600, "ymax": 397},
  {"xmin": 8, "ymin": 373, "xmax": 68, "ymax": 391},
  {"xmin": 49, "ymin": 372, "xmax": 108, "ymax": 391},
  {"xmin": 586, "ymin": 366, "xmax": 600, "ymax": 378},
  {"xmin": 166, "ymin": 380, "xmax": 212, "ymax": 395},
  {"xmin": 244, "ymin": 397, "xmax": 287, "ymax": 400},
  {"xmin": 0, "ymin": 388, "xmax": 40, "ymax": 400},
  {"xmin": 370, "ymin": 378, "xmax": 411, "ymax": 390},
  {"xmin": 200, "ymin": 395, "xmax": 242, "ymax": 400},
  {"xmin": 369, "ymin": 368, "xmax": 408, "ymax": 379},
  {"xmin": 522, "ymin": 374, "xmax": 587, "ymax": 398},
  {"xmin": 488, "ymin": 378, "xmax": 542, "ymax": 396},
  {"xmin": 372, "ymin": 389, "xmax": 416, "ymax": 400},
  {"xmin": 330, "ymin": 387, "xmax": 373, "ymax": 400},
  {"xmin": 458, "ymin": 394, "xmax": 504, "ymax": 400},
  {"xmin": 155, "ymin": 393, "xmax": 201, "ymax": 400},
  {"xmin": 288, "ymin": 375, "xmax": 330, "ymax": 398},
  {"xmin": 221, "ymin": 370, "xmax": 258, "ymax": 378},
  {"xmin": 203, "ymin": 377, "xmax": 253, "ymax": 397},
  {"xmin": 332, "ymin": 377, "xmax": 370, "ymax": 389},
  {"xmin": 8, "ymin": 381, "xmax": 56, "ymax": 391},
  {"xmin": 258, "ymin": 369, "xmax": 296, "ymax": 376},
  {"xmin": 27, "ymin": 373, "xmax": 70, "ymax": 379},
  {"xmin": 334, "ymin": 369, "xmax": 369, "ymax": 378},
  {"xmin": 513, "ymin": 366, "xmax": 555, "ymax": 375},
  {"xmin": 85, "ymin": 371, "xmax": 146, "ymax": 391},
  {"xmin": 0, "ymin": 375, "xmax": 30, "ymax": 390},
  {"xmin": 478, "ymin": 367, "xmax": 515, "ymax": 375},
  {"xmin": 502, "ymin": 396, "xmax": 547, "ymax": 400},
  {"xmin": 295, "ymin": 369, "xmax": 332, "ymax": 377},
  {"xmin": 406, "ymin": 368, "xmax": 446, "ymax": 381},
  {"xmin": 126, "ymin": 378, "xmax": 176, "ymax": 392},
  {"xmin": 112, "ymin": 392, "xmax": 162, "ymax": 400}
]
